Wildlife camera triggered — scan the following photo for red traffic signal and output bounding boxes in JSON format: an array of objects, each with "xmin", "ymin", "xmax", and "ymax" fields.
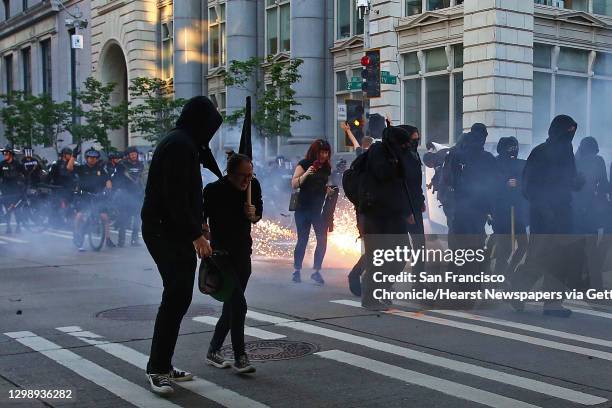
[{"xmin": 361, "ymin": 55, "xmax": 371, "ymax": 66}]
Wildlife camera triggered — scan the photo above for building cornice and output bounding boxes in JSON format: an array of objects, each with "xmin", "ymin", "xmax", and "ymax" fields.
[
  {"xmin": 330, "ymin": 35, "xmax": 364, "ymax": 53},
  {"xmin": 0, "ymin": 1, "xmax": 55, "ymax": 42},
  {"xmin": 96, "ymin": 0, "xmax": 128, "ymax": 17},
  {"xmin": 396, "ymin": 8, "xmax": 463, "ymax": 32}
]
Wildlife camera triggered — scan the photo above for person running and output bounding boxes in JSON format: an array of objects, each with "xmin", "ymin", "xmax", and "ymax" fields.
[{"xmin": 291, "ymin": 139, "xmax": 333, "ymax": 285}]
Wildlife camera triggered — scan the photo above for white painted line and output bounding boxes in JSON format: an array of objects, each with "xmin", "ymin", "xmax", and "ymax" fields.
[
  {"xmin": 526, "ymin": 302, "xmax": 612, "ymax": 321},
  {"xmin": 333, "ymin": 300, "xmax": 612, "ymax": 361},
  {"xmin": 57, "ymin": 326, "xmax": 269, "ymax": 408},
  {"xmin": 4, "ymin": 331, "xmax": 180, "ymax": 408},
  {"xmin": 193, "ymin": 316, "xmax": 286, "ymax": 340},
  {"xmin": 432, "ymin": 310, "xmax": 612, "ymax": 348},
  {"xmin": 0, "ymin": 235, "xmax": 28, "ymax": 243},
  {"xmin": 246, "ymin": 310, "xmax": 607, "ymax": 406},
  {"xmin": 44, "ymin": 231, "xmax": 72, "ymax": 240},
  {"xmin": 317, "ymin": 350, "xmax": 540, "ymax": 408},
  {"xmin": 0, "ymin": 239, "xmax": 6, "ymax": 244}
]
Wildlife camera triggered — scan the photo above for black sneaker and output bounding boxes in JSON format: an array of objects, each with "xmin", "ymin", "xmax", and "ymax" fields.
[
  {"xmin": 146, "ymin": 373, "xmax": 174, "ymax": 396},
  {"xmin": 168, "ymin": 368, "xmax": 193, "ymax": 382},
  {"xmin": 292, "ymin": 270, "xmax": 301, "ymax": 283},
  {"xmin": 311, "ymin": 271, "xmax": 325, "ymax": 286},
  {"xmin": 233, "ymin": 354, "xmax": 256, "ymax": 374},
  {"xmin": 206, "ymin": 350, "xmax": 230, "ymax": 368},
  {"xmin": 348, "ymin": 273, "xmax": 362, "ymax": 297},
  {"xmin": 106, "ymin": 239, "xmax": 116, "ymax": 248}
]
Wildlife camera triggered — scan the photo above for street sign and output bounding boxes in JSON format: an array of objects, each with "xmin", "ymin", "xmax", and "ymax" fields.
[
  {"xmin": 381, "ymin": 71, "xmax": 397, "ymax": 85},
  {"xmin": 337, "ymin": 104, "xmax": 347, "ymax": 121},
  {"xmin": 347, "ymin": 77, "xmax": 362, "ymax": 91},
  {"xmin": 71, "ymin": 34, "xmax": 83, "ymax": 49}
]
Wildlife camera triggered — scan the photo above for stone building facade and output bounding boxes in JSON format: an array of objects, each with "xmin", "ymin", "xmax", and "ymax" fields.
[{"xmin": 2, "ymin": 0, "xmax": 612, "ymax": 159}]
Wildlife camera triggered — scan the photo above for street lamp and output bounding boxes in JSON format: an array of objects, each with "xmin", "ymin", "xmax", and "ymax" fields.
[{"xmin": 357, "ymin": 0, "xmax": 370, "ymax": 21}]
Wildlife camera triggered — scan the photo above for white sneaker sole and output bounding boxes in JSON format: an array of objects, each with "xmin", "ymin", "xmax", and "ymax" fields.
[
  {"xmin": 170, "ymin": 374, "xmax": 194, "ymax": 382},
  {"xmin": 233, "ymin": 364, "xmax": 256, "ymax": 374},
  {"xmin": 146, "ymin": 377, "xmax": 174, "ymax": 396},
  {"xmin": 206, "ymin": 358, "xmax": 231, "ymax": 369}
]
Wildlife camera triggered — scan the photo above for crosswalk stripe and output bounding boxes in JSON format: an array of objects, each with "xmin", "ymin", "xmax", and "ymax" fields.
[
  {"xmin": 317, "ymin": 350, "xmax": 541, "ymax": 408},
  {"xmin": 246, "ymin": 310, "xmax": 607, "ymax": 405},
  {"xmin": 0, "ymin": 235, "xmax": 28, "ymax": 243},
  {"xmin": 525, "ymin": 302, "xmax": 612, "ymax": 321},
  {"xmin": 0, "ymin": 239, "xmax": 6, "ymax": 244},
  {"xmin": 431, "ymin": 310, "xmax": 612, "ymax": 348},
  {"xmin": 57, "ymin": 326, "xmax": 270, "ymax": 408},
  {"xmin": 333, "ymin": 300, "xmax": 612, "ymax": 361},
  {"xmin": 192, "ymin": 316, "xmax": 286, "ymax": 340},
  {"xmin": 4, "ymin": 331, "xmax": 180, "ymax": 408}
]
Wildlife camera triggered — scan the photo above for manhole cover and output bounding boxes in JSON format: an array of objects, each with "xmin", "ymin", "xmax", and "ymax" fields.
[
  {"xmin": 220, "ymin": 340, "xmax": 319, "ymax": 361},
  {"xmin": 96, "ymin": 304, "xmax": 217, "ymax": 321}
]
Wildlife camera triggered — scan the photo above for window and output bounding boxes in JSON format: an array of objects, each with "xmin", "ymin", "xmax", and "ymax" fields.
[
  {"xmin": 161, "ymin": 21, "xmax": 174, "ymax": 79},
  {"xmin": 428, "ymin": 0, "xmax": 451, "ymax": 10},
  {"xmin": 266, "ymin": 0, "xmax": 290, "ymax": 55},
  {"xmin": 535, "ymin": 0, "xmax": 588, "ymax": 11},
  {"xmin": 534, "ymin": 44, "xmax": 552, "ymax": 69},
  {"xmin": 593, "ymin": 0, "xmax": 612, "ymax": 16},
  {"xmin": 406, "ymin": 0, "xmax": 422, "ymax": 15},
  {"xmin": 22, "ymin": 0, "xmax": 26, "ymax": 11},
  {"xmin": 336, "ymin": 71, "xmax": 348, "ymax": 92},
  {"xmin": 4, "ymin": 54, "xmax": 13, "ymax": 93},
  {"xmin": 336, "ymin": 68, "xmax": 365, "ymax": 152},
  {"xmin": 21, "ymin": 47, "xmax": 31, "ymax": 95},
  {"xmin": 533, "ymin": 72, "xmax": 552, "ymax": 141},
  {"xmin": 594, "ymin": 52, "xmax": 612, "ymax": 76},
  {"xmin": 402, "ymin": 45, "xmax": 463, "ymax": 144},
  {"xmin": 3, "ymin": 0, "xmax": 9, "ymax": 20},
  {"xmin": 336, "ymin": 0, "xmax": 364, "ymax": 39},
  {"xmin": 209, "ymin": 3, "xmax": 226, "ymax": 68},
  {"xmin": 210, "ymin": 92, "xmax": 227, "ymax": 116},
  {"xmin": 558, "ymin": 47, "xmax": 588, "ymax": 73},
  {"xmin": 556, "ymin": 75, "xmax": 588, "ymax": 139},
  {"xmin": 592, "ymin": 79, "xmax": 612, "ymax": 142},
  {"xmin": 41, "ymin": 39, "xmax": 52, "ymax": 95}
]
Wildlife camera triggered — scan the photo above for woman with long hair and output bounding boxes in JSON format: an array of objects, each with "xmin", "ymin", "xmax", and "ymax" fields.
[{"xmin": 291, "ymin": 139, "xmax": 332, "ymax": 285}]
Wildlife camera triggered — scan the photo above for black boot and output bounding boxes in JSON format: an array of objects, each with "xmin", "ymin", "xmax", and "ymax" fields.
[{"xmin": 118, "ymin": 228, "xmax": 126, "ymax": 247}]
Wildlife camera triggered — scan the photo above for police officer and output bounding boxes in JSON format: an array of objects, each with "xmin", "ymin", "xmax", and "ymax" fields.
[
  {"xmin": 0, "ymin": 146, "xmax": 25, "ymax": 233},
  {"xmin": 115, "ymin": 146, "xmax": 144, "ymax": 247},
  {"xmin": 74, "ymin": 148, "xmax": 114, "ymax": 250},
  {"xmin": 21, "ymin": 147, "xmax": 43, "ymax": 186},
  {"xmin": 104, "ymin": 151, "xmax": 122, "ymax": 180},
  {"xmin": 49, "ymin": 147, "xmax": 76, "ymax": 227}
]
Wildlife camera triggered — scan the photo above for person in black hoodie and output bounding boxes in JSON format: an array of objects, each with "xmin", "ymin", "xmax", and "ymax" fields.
[
  {"xmin": 573, "ymin": 137, "xmax": 608, "ymax": 289},
  {"xmin": 203, "ymin": 153, "xmax": 263, "ymax": 374},
  {"xmin": 141, "ymin": 96, "xmax": 221, "ymax": 395},
  {"xmin": 492, "ymin": 137, "xmax": 528, "ymax": 276},
  {"xmin": 359, "ymin": 125, "xmax": 416, "ymax": 310},
  {"xmin": 511, "ymin": 115, "xmax": 584, "ymax": 317}
]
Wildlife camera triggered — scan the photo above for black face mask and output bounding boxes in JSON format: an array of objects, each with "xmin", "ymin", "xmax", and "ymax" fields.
[{"xmin": 410, "ymin": 138, "xmax": 420, "ymax": 151}]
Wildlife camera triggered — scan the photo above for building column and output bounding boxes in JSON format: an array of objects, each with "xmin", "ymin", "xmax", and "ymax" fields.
[
  {"xmin": 462, "ymin": 0, "xmax": 534, "ymax": 145},
  {"xmin": 289, "ymin": 0, "xmax": 326, "ymax": 144},
  {"xmin": 173, "ymin": 0, "xmax": 203, "ymax": 99},
  {"xmin": 225, "ymin": 0, "xmax": 258, "ymax": 150},
  {"xmin": 369, "ymin": 0, "xmax": 402, "ymax": 124}
]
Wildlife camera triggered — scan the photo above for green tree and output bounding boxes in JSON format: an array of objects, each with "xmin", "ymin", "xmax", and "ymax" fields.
[
  {"xmin": 127, "ymin": 77, "xmax": 186, "ymax": 144},
  {"xmin": 0, "ymin": 91, "xmax": 38, "ymax": 147},
  {"xmin": 33, "ymin": 94, "xmax": 72, "ymax": 153},
  {"xmin": 70, "ymin": 77, "xmax": 129, "ymax": 153},
  {"xmin": 221, "ymin": 57, "xmax": 310, "ymax": 139}
]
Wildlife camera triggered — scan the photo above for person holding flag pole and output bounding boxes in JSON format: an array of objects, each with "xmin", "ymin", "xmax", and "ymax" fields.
[{"xmin": 204, "ymin": 96, "xmax": 263, "ymax": 374}]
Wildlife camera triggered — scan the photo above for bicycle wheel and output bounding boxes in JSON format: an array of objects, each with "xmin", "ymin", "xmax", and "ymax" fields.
[
  {"xmin": 88, "ymin": 215, "xmax": 106, "ymax": 252},
  {"xmin": 23, "ymin": 200, "xmax": 51, "ymax": 233}
]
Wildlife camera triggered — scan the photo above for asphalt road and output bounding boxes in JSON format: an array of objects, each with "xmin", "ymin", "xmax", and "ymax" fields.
[{"xmin": 1, "ymin": 228, "xmax": 611, "ymax": 408}]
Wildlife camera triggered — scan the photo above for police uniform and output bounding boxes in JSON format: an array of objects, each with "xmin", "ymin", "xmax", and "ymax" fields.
[
  {"xmin": 74, "ymin": 163, "xmax": 110, "ymax": 212},
  {"xmin": 22, "ymin": 157, "xmax": 43, "ymax": 186},
  {"xmin": 115, "ymin": 158, "xmax": 145, "ymax": 245},
  {"xmin": 0, "ymin": 158, "xmax": 25, "ymax": 232}
]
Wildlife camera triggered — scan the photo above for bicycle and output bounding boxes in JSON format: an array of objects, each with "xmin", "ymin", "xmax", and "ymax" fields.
[
  {"xmin": 12, "ymin": 185, "xmax": 53, "ymax": 233},
  {"xmin": 73, "ymin": 190, "xmax": 107, "ymax": 251}
]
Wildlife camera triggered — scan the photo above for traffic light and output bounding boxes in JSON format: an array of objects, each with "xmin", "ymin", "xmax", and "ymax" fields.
[
  {"xmin": 361, "ymin": 49, "xmax": 381, "ymax": 98},
  {"xmin": 346, "ymin": 99, "xmax": 365, "ymax": 143}
]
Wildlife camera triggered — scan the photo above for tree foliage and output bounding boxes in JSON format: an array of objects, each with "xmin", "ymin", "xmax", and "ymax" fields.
[
  {"xmin": 127, "ymin": 77, "xmax": 186, "ymax": 144},
  {"xmin": 221, "ymin": 57, "xmax": 310, "ymax": 138}
]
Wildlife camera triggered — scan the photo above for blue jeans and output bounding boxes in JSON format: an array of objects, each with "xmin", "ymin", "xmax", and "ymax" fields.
[{"xmin": 293, "ymin": 209, "xmax": 328, "ymax": 271}]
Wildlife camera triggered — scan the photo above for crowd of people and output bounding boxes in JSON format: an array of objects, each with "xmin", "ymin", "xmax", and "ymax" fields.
[{"xmin": 0, "ymin": 143, "xmax": 145, "ymax": 250}]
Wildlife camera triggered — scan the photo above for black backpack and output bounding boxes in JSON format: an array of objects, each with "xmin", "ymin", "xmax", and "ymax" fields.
[{"xmin": 342, "ymin": 151, "xmax": 369, "ymax": 206}]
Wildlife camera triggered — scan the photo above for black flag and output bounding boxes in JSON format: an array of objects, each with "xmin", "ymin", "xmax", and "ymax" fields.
[{"xmin": 239, "ymin": 96, "xmax": 252, "ymax": 159}]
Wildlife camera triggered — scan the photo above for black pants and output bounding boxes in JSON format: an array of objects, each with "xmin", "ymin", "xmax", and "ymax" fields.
[
  {"xmin": 361, "ymin": 214, "xmax": 410, "ymax": 306},
  {"xmin": 143, "ymin": 225, "xmax": 197, "ymax": 374},
  {"xmin": 118, "ymin": 192, "xmax": 142, "ymax": 244},
  {"xmin": 209, "ymin": 253, "xmax": 252, "ymax": 360},
  {"xmin": 294, "ymin": 208, "xmax": 328, "ymax": 271}
]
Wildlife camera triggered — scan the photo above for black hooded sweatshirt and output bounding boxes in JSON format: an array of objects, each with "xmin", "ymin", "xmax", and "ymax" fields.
[
  {"xmin": 358, "ymin": 126, "xmax": 415, "ymax": 218},
  {"xmin": 141, "ymin": 96, "xmax": 223, "ymax": 243},
  {"xmin": 523, "ymin": 115, "xmax": 580, "ymax": 206}
]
